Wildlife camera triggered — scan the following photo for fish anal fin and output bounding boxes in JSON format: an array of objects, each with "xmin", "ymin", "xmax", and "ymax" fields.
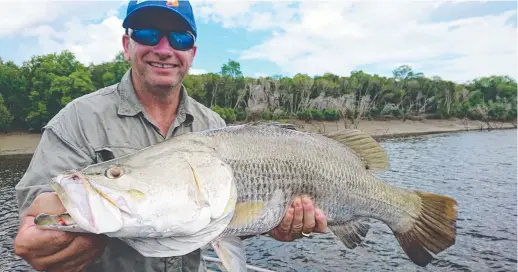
[
  {"xmin": 329, "ymin": 219, "xmax": 370, "ymax": 249},
  {"xmin": 394, "ymin": 191, "xmax": 458, "ymax": 267},
  {"xmin": 227, "ymin": 201, "xmax": 265, "ymax": 229},
  {"xmin": 211, "ymin": 236, "xmax": 247, "ymax": 272},
  {"xmin": 325, "ymin": 129, "xmax": 389, "ymax": 170}
]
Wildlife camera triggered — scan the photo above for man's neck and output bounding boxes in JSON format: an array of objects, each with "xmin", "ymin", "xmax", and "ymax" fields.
[{"xmin": 132, "ymin": 77, "xmax": 182, "ymax": 136}]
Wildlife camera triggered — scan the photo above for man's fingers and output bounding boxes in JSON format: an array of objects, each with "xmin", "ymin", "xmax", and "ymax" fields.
[
  {"xmin": 45, "ymin": 235, "xmax": 107, "ymax": 272},
  {"xmin": 25, "ymin": 192, "xmax": 66, "ymax": 217},
  {"xmin": 313, "ymin": 208, "xmax": 328, "ymax": 233},
  {"xmin": 278, "ymin": 207, "xmax": 294, "ymax": 234},
  {"xmin": 36, "ymin": 234, "xmax": 102, "ymax": 268},
  {"xmin": 15, "ymin": 217, "xmax": 75, "ymax": 258},
  {"xmin": 270, "ymin": 196, "xmax": 329, "ymax": 242},
  {"xmin": 290, "ymin": 197, "xmax": 304, "ymax": 234},
  {"xmin": 29, "ymin": 230, "xmax": 76, "ymax": 258},
  {"xmin": 36, "ymin": 234, "xmax": 107, "ymax": 272},
  {"xmin": 301, "ymin": 196, "xmax": 316, "ymax": 234}
]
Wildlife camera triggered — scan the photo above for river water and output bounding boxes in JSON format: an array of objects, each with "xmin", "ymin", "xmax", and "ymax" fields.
[{"xmin": 0, "ymin": 129, "xmax": 516, "ymax": 272}]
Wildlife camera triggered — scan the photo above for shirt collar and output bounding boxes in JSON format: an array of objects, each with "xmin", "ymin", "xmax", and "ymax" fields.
[{"xmin": 117, "ymin": 69, "xmax": 194, "ymax": 125}]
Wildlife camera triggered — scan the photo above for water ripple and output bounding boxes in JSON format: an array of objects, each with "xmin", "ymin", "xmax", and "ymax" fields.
[{"xmin": 0, "ymin": 131, "xmax": 517, "ymax": 271}]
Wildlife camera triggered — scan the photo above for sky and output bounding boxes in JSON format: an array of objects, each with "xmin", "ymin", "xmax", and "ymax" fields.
[{"xmin": 0, "ymin": 0, "xmax": 516, "ymax": 84}]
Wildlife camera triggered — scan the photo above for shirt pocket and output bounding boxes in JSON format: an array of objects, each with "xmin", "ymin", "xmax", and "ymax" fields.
[{"xmin": 94, "ymin": 146, "xmax": 141, "ymax": 163}]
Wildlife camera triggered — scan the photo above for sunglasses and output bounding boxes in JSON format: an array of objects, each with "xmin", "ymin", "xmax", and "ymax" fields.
[{"xmin": 128, "ymin": 28, "xmax": 195, "ymax": 51}]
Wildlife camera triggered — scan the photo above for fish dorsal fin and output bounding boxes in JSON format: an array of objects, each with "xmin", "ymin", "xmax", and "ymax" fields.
[
  {"xmin": 324, "ymin": 129, "xmax": 389, "ymax": 170},
  {"xmin": 328, "ymin": 218, "xmax": 371, "ymax": 249}
]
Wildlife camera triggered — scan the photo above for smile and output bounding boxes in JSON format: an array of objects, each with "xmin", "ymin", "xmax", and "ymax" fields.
[{"xmin": 149, "ymin": 62, "xmax": 178, "ymax": 68}]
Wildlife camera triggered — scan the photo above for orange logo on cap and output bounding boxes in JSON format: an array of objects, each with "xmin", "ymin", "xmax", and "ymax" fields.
[{"xmin": 166, "ymin": 0, "xmax": 179, "ymax": 6}]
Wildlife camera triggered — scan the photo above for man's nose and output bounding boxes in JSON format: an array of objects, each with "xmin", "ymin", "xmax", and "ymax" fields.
[{"xmin": 154, "ymin": 36, "xmax": 174, "ymax": 55}]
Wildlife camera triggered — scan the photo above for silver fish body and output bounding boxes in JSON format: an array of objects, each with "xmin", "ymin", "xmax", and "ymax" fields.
[
  {"xmin": 204, "ymin": 125, "xmax": 420, "ymax": 237},
  {"xmin": 35, "ymin": 123, "xmax": 458, "ymax": 271}
]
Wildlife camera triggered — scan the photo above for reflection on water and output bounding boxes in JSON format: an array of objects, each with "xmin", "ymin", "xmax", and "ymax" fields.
[
  {"xmin": 1, "ymin": 154, "xmax": 34, "ymax": 272},
  {"xmin": 1, "ymin": 130, "xmax": 516, "ymax": 271}
]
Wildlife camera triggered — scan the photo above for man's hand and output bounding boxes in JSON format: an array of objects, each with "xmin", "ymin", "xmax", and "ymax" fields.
[
  {"xmin": 14, "ymin": 192, "xmax": 108, "ymax": 272},
  {"xmin": 269, "ymin": 195, "xmax": 327, "ymax": 242}
]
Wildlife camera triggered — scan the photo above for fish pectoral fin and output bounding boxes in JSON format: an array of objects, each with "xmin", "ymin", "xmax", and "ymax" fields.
[
  {"xmin": 211, "ymin": 236, "xmax": 247, "ymax": 272},
  {"xmin": 324, "ymin": 129, "xmax": 389, "ymax": 170},
  {"xmin": 34, "ymin": 213, "xmax": 91, "ymax": 233},
  {"xmin": 328, "ymin": 218, "xmax": 371, "ymax": 249},
  {"xmin": 227, "ymin": 189, "xmax": 285, "ymax": 230},
  {"xmin": 227, "ymin": 201, "xmax": 265, "ymax": 229}
]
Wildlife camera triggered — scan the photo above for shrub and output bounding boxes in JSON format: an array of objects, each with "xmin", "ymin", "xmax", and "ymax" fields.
[{"xmin": 211, "ymin": 105, "xmax": 236, "ymax": 124}]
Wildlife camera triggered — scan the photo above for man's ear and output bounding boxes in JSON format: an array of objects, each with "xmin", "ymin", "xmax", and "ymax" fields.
[
  {"xmin": 122, "ymin": 34, "xmax": 131, "ymax": 61},
  {"xmin": 190, "ymin": 45, "xmax": 197, "ymax": 58}
]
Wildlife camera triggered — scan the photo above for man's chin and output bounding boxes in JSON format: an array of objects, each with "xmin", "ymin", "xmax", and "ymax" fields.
[{"xmin": 145, "ymin": 80, "xmax": 182, "ymax": 94}]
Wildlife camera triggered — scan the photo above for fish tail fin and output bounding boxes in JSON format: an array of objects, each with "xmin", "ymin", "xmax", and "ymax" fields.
[{"xmin": 394, "ymin": 191, "xmax": 458, "ymax": 267}]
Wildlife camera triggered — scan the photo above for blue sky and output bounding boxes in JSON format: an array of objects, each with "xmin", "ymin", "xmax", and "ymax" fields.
[{"xmin": 0, "ymin": 1, "xmax": 516, "ymax": 83}]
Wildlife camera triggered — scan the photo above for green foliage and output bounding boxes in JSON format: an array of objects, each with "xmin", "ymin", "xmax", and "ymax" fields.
[
  {"xmin": 211, "ymin": 105, "xmax": 236, "ymax": 124},
  {"xmin": 381, "ymin": 103, "xmax": 402, "ymax": 117},
  {"xmin": 322, "ymin": 109, "xmax": 340, "ymax": 121},
  {"xmin": 234, "ymin": 107, "xmax": 247, "ymax": 121},
  {"xmin": 297, "ymin": 109, "xmax": 312, "ymax": 121},
  {"xmin": 0, "ymin": 50, "xmax": 516, "ymax": 133},
  {"xmin": 272, "ymin": 109, "xmax": 290, "ymax": 120},
  {"xmin": 0, "ymin": 96, "xmax": 13, "ymax": 131},
  {"xmin": 297, "ymin": 108, "xmax": 340, "ymax": 121}
]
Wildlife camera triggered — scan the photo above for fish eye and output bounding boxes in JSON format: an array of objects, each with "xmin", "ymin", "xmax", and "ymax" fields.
[{"xmin": 105, "ymin": 166, "xmax": 124, "ymax": 179}]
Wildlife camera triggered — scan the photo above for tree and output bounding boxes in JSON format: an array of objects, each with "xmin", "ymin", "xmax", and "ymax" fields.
[{"xmin": 0, "ymin": 51, "xmax": 516, "ymax": 133}]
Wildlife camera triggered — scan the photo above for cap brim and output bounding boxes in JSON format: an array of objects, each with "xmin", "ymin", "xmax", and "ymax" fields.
[{"xmin": 122, "ymin": 5, "xmax": 195, "ymax": 36}]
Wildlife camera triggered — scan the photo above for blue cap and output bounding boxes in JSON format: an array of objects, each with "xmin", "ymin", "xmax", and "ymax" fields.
[{"xmin": 123, "ymin": 0, "xmax": 197, "ymax": 38}]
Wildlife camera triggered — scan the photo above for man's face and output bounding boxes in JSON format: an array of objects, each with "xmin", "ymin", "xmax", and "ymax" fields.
[{"xmin": 122, "ymin": 9, "xmax": 197, "ymax": 93}]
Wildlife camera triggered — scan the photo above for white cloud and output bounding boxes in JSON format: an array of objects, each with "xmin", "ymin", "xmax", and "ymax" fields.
[
  {"xmin": 0, "ymin": 0, "xmax": 126, "ymax": 38},
  {"xmin": 192, "ymin": 0, "xmax": 298, "ymax": 31},
  {"xmin": 23, "ymin": 16, "xmax": 125, "ymax": 65},
  {"xmin": 196, "ymin": 0, "xmax": 517, "ymax": 83},
  {"xmin": 190, "ymin": 68, "xmax": 207, "ymax": 75},
  {"xmin": 1, "ymin": 0, "xmax": 514, "ymax": 82},
  {"xmin": 0, "ymin": 0, "xmax": 127, "ymax": 64}
]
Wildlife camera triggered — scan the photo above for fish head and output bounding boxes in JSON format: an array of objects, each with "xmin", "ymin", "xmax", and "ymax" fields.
[
  {"xmin": 49, "ymin": 155, "xmax": 161, "ymax": 233},
  {"xmin": 48, "ymin": 147, "xmax": 237, "ymax": 238},
  {"xmin": 49, "ymin": 167, "xmax": 128, "ymax": 234}
]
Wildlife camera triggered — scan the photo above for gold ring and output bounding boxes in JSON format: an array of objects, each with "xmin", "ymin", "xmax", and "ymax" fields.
[{"xmin": 301, "ymin": 231, "xmax": 311, "ymax": 238}]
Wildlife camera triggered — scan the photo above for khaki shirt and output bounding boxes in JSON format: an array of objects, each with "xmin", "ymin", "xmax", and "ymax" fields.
[{"xmin": 15, "ymin": 69, "xmax": 226, "ymax": 272}]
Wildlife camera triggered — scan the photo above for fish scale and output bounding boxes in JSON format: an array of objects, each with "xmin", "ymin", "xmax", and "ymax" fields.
[{"xmin": 209, "ymin": 125, "xmax": 398, "ymax": 228}]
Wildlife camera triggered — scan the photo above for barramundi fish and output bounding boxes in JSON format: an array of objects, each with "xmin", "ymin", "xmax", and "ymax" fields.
[{"xmin": 35, "ymin": 123, "xmax": 458, "ymax": 271}]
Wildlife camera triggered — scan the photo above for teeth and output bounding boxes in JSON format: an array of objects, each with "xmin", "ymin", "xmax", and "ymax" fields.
[{"xmin": 150, "ymin": 62, "xmax": 176, "ymax": 68}]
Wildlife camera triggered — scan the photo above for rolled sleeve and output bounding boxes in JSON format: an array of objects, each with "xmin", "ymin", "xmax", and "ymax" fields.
[{"xmin": 15, "ymin": 126, "xmax": 94, "ymax": 217}]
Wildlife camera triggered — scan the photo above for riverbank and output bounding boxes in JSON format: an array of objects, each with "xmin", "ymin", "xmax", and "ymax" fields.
[{"xmin": 0, "ymin": 118, "xmax": 515, "ymax": 156}]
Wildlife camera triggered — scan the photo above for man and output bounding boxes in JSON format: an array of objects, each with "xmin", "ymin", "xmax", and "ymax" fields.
[{"xmin": 13, "ymin": 1, "xmax": 327, "ymax": 271}]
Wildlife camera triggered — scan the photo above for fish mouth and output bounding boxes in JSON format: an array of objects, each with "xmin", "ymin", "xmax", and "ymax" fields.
[{"xmin": 50, "ymin": 172, "xmax": 123, "ymax": 234}]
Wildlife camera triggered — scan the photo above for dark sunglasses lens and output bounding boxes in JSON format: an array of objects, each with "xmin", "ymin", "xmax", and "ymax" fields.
[
  {"xmin": 132, "ymin": 29, "xmax": 160, "ymax": 46},
  {"xmin": 168, "ymin": 32, "xmax": 194, "ymax": 51}
]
